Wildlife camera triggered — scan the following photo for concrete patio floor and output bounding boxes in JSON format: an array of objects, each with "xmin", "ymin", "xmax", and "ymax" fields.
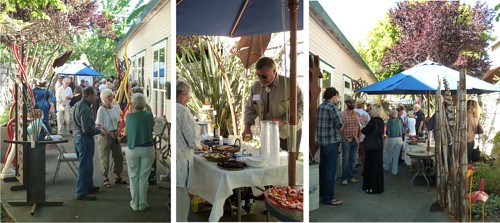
[
  {"xmin": 310, "ymin": 163, "xmax": 455, "ymax": 222},
  {"xmin": 1, "ymin": 135, "xmax": 170, "ymax": 222}
]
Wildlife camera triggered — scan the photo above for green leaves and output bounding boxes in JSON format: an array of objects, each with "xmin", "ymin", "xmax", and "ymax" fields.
[{"xmin": 177, "ymin": 36, "xmax": 251, "ymax": 136}]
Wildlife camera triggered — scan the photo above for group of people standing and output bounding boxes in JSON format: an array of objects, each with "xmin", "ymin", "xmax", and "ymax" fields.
[
  {"xmin": 316, "ymin": 88, "xmax": 433, "ymax": 205},
  {"xmin": 72, "ymin": 84, "xmax": 155, "ymax": 211},
  {"xmin": 31, "ymin": 75, "xmax": 155, "ymax": 211}
]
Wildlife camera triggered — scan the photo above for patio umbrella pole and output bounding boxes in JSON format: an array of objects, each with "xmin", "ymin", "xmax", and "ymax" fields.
[{"xmin": 288, "ymin": 0, "xmax": 298, "ymax": 187}]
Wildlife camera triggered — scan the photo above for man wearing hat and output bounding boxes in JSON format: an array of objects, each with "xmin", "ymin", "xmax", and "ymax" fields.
[
  {"xmin": 340, "ymin": 95, "xmax": 361, "ymax": 185},
  {"xmin": 354, "ymin": 98, "xmax": 370, "ymax": 175}
]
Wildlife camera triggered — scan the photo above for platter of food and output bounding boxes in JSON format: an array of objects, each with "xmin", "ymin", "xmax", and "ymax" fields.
[
  {"xmin": 264, "ymin": 186, "xmax": 303, "ymax": 221},
  {"xmin": 202, "ymin": 151, "xmax": 232, "ymax": 162},
  {"xmin": 217, "ymin": 160, "xmax": 246, "ymax": 170},
  {"xmin": 407, "ymin": 139, "xmax": 425, "ymax": 145},
  {"xmin": 213, "ymin": 145, "xmax": 240, "ymax": 153}
]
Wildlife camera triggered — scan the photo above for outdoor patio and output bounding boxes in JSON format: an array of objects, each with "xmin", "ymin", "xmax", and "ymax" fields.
[{"xmin": 0, "ymin": 135, "xmax": 170, "ymax": 222}]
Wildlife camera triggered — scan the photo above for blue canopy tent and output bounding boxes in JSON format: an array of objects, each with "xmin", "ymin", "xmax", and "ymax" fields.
[
  {"xmin": 176, "ymin": 0, "xmax": 303, "ymax": 37},
  {"xmin": 356, "ymin": 60, "xmax": 500, "ymax": 95},
  {"xmin": 57, "ymin": 63, "xmax": 103, "ymax": 76}
]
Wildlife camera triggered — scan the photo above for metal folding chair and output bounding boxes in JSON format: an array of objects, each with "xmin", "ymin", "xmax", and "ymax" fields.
[{"xmin": 50, "ymin": 133, "xmax": 78, "ymax": 183}]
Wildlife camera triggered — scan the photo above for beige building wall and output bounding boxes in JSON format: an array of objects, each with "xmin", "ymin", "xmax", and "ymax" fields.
[
  {"xmin": 309, "ymin": 5, "xmax": 377, "ymax": 108},
  {"xmin": 116, "ymin": 0, "xmax": 171, "ymax": 119}
]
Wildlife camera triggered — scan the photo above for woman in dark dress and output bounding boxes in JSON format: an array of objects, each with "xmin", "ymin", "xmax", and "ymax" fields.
[{"xmin": 361, "ymin": 103, "xmax": 386, "ymax": 194}]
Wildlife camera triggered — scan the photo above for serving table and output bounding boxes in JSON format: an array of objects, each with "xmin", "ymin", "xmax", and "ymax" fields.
[{"xmin": 189, "ymin": 152, "xmax": 303, "ymax": 222}]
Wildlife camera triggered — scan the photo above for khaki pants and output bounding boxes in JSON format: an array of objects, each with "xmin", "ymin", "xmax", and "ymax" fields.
[
  {"xmin": 57, "ymin": 109, "xmax": 71, "ymax": 135},
  {"xmin": 97, "ymin": 135, "xmax": 124, "ymax": 176}
]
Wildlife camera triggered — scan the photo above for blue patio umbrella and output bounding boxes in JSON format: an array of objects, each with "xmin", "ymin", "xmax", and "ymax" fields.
[
  {"xmin": 176, "ymin": 0, "xmax": 304, "ymax": 37},
  {"xmin": 357, "ymin": 60, "xmax": 500, "ymax": 95},
  {"xmin": 57, "ymin": 63, "xmax": 103, "ymax": 76}
]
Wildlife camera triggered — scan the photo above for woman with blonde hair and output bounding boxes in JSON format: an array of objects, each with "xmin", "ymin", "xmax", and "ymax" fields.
[
  {"xmin": 361, "ymin": 103, "xmax": 385, "ymax": 194},
  {"xmin": 466, "ymin": 100, "xmax": 483, "ymax": 163}
]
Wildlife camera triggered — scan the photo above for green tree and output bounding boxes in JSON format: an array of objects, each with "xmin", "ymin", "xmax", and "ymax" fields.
[
  {"xmin": 356, "ymin": 15, "xmax": 399, "ymax": 80},
  {"xmin": 72, "ymin": 0, "xmax": 149, "ymax": 78}
]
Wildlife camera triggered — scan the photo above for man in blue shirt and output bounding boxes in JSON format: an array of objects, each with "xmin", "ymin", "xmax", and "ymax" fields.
[{"xmin": 316, "ymin": 87, "xmax": 343, "ymax": 206}]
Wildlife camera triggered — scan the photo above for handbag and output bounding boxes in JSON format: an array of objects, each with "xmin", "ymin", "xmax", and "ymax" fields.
[
  {"xmin": 363, "ymin": 120, "xmax": 383, "ymax": 151},
  {"xmin": 471, "ymin": 147, "xmax": 481, "ymax": 162},
  {"xmin": 476, "ymin": 123, "xmax": 484, "ymax": 135}
]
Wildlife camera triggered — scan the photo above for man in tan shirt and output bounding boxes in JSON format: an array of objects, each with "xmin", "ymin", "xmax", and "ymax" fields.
[{"xmin": 242, "ymin": 57, "xmax": 304, "ymax": 151}]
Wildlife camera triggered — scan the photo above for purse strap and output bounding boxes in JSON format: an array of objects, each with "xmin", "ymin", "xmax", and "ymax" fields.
[{"xmin": 104, "ymin": 106, "xmax": 117, "ymax": 131}]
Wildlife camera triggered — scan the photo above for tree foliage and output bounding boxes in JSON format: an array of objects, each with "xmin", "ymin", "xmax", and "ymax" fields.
[
  {"xmin": 73, "ymin": 0, "xmax": 149, "ymax": 78},
  {"xmin": 356, "ymin": 15, "xmax": 399, "ymax": 80},
  {"xmin": 359, "ymin": 1, "xmax": 495, "ymax": 79}
]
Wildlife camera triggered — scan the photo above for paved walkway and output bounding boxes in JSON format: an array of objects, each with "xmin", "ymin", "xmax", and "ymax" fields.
[
  {"xmin": 1, "ymin": 135, "xmax": 170, "ymax": 222},
  {"xmin": 310, "ymin": 163, "xmax": 455, "ymax": 222}
]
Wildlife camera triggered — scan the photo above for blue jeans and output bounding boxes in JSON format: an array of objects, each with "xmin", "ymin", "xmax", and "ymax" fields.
[
  {"xmin": 126, "ymin": 146, "xmax": 155, "ymax": 211},
  {"xmin": 342, "ymin": 140, "xmax": 359, "ymax": 181},
  {"xmin": 319, "ymin": 142, "xmax": 340, "ymax": 203},
  {"xmin": 74, "ymin": 135, "xmax": 95, "ymax": 197}
]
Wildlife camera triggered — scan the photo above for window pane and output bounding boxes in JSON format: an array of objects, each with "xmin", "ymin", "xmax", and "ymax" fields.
[
  {"xmin": 153, "ymin": 50, "xmax": 159, "ymax": 89},
  {"xmin": 159, "ymin": 47, "xmax": 166, "ymax": 90}
]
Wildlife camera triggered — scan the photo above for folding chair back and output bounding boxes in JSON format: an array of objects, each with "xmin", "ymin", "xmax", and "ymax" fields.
[{"xmin": 48, "ymin": 132, "xmax": 78, "ymax": 183}]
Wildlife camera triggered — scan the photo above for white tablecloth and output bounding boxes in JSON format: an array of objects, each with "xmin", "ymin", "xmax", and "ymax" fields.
[{"xmin": 189, "ymin": 153, "xmax": 303, "ymax": 222}]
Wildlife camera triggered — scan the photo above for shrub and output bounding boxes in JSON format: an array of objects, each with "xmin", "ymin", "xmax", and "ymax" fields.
[
  {"xmin": 471, "ymin": 194, "xmax": 500, "ymax": 220},
  {"xmin": 472, "ymin": 162, "xmax": 500, "ymax": 195}
]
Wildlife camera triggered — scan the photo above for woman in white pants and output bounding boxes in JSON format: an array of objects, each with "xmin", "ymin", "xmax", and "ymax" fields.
[
  {"xmin": 125, "ymin": 93, "xmax": 155, "ymax": 211},
  {"xmin": 384, "ymin": 110, "xmax": 403, "ymax": 175}
]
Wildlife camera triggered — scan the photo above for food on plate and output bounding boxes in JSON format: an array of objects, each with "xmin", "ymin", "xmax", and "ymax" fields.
[
  {"xmin": 267, "ymin": 186, "xmax": 304, "ymax": 210},
  {"xmin": 217, "ymin": 160, "xmax": 246, "ymax": 169},
  {"xmin": 202, "ymin": 151, "xmax": 232, "ymax": 161}
]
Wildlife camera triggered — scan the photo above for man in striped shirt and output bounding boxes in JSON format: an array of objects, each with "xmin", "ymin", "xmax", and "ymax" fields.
[
  {"xmin": 316, "ymin": 87, "xmax": 343, "ymax": 206},
  {"xmin": 340, "ymin": 95, "xmax": 361, "ymax": 185}
]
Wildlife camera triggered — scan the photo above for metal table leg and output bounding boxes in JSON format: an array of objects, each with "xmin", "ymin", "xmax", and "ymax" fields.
[
  {"xmin": 409, "ymin": 157, "xmax": 430, "ymax": 191},
  {"xmin": 237, "ymin": 187, "xmax": 242, "ymax": 222}
]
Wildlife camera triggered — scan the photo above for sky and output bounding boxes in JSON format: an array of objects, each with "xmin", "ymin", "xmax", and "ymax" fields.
[{"xmin": 316, "ymin": 0, "xmax": 500, "ymax": 46}]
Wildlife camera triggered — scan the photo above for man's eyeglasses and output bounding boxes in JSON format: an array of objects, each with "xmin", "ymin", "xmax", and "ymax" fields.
[{"xmin": 256, "ymin": 73, "xmax": 268, "ymax": 79}]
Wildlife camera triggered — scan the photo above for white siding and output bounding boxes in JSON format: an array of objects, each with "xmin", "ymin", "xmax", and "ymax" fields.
[
  {"xmin": 309, "ymin": 11, "xmax": 376, "ymax": 99},
  {"xmin": 116, "ymin": 0, "xmax": 171, "ymax": 119}
]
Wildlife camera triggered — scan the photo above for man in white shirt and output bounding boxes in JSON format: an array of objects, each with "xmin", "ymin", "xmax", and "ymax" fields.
[
  {"xmin": 354, "ymin": 98, "xmax": 370, "ymax": 175},
  {"xmin": 54, "ymin": 75, "xmax": 65, "ymax": 92},
  {"xmin": 56, "ymin": 78, "xmax": 73, "ymax": 136}
]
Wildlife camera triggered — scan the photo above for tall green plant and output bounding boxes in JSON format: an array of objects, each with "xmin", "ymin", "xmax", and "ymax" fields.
[{"xmin": 176, "ymin": 36, "xmax": 252, "ymax": 136}]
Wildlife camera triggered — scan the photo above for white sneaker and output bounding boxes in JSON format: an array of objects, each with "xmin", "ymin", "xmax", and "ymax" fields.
[
  {"xmin": 341, "ymin": 180, "xmax": 348, "ymax": 185},
  {"xmin": 350, "ymin": 178, "xmax": 359, "ymax": 183}
]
